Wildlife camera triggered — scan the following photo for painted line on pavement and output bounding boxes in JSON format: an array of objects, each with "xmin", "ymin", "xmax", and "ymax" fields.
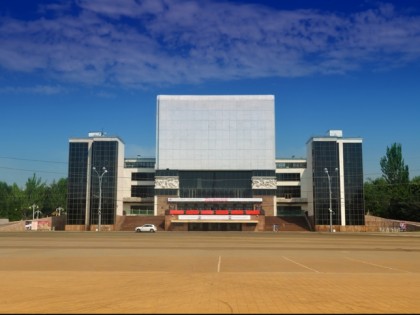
[
  {"xmin": 344, "ymin": 257, "xmax": 411, "ymax": 273},
  {"xmin": 282, "ymin": 256, "xmax": 321, "ymax": 273}
]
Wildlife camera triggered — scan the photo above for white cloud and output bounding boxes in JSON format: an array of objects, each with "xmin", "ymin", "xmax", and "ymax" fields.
[{"xmin": 0, "ymin": 0, "xmax": 419, "ymax": 89}]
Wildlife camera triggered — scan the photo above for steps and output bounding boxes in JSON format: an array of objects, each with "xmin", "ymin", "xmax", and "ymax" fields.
[
  {"xmin": 118, "ymin": 216, "xmax": 165, "ymax": 232},
  {"xmin": 117, "ymin": 215, "xmax": 312, "ymax": 232},
  {"xmin": 265, "ymin": 216, "xmax": 312, "ymax": 232}
]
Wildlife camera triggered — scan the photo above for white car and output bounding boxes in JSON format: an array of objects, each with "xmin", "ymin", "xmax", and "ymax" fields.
[
  {"xmin": 25, "ymin": 221, "xmax": 32, "ymax": 230},
  {"xmin": 135, "ymin": 224, "xmax": 157, "ymax": 233}
]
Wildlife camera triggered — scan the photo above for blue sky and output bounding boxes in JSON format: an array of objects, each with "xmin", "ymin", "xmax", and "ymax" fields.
[{"xmin": 1, "ymin": 0, "xmax": 419, "ymax": 187}]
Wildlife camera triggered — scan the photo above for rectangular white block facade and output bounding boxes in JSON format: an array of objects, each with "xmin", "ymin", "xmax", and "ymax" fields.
[{"xmin": 156, "ymin": 95, "xmax": 275, "ymax": 170}]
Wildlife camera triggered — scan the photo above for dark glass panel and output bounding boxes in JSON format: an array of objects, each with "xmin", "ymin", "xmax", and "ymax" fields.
[
  {"xmin": 155, "ymin": 169, "xmax": 179, "ymax": 176},
  {"xmin": 90, "ymin": 141, "xmax": 118, "ymax": 225},
  {"xmin": 131, "ymin": 185, "xmax": 155, "ymax": 198},
  {"xmin": 276, "ymin": 173, "xmax": 301, "ymax": 181},
  {"xmin": 179, "ymin": 171, "xmax": 252, "ymax": 198},
  {"xmin": 312, "ymin": 141, "xmax": 340, "ymax": 226},
  {"xmin": 132, "ymin": 172, "xmax": 155, "ymax": 181},
  {"xmin": 252, "ymin": 170, "xmax": 276, "ymax": 177},
  {"xmin": 124, "ymin": 160, "xmax": 155, "ymax": 168},
  {"xmin": 276, "ymin": 186, "xmax": 301, "ymax": 198},
  {"xmin": 67, "ymin": 142, "xmax": 89, "ymax": 225},
  {"xmin": 343, "ymin": 143, "xmax": 365, "ymax": 225}
]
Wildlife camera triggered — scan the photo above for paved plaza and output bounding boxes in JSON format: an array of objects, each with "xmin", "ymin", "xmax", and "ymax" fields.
[{"xmin": 0, "ymin": 231, "xmax": 419, "ymax": 314}]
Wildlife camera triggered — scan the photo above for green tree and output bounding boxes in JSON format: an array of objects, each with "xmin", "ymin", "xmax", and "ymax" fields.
[
  {"xmin": 9, "ymin": 183, "xmax": 26, "ymax": 220},
  {"xmin": 0, "ymin": 174, "xmax": 68, "ymax": 221},
  {"xmin": 380, "ymin": 143, "xmax": 409, "ymax": 185},
  {"xmin": 404, "ymin": 176, "xmax": 420, "ymax": 222},
  {"xmin": 0, "ymin": 181, "xmax": 12, "ymax": 219},
  {"xmin": 364, "ymin": 177, "xmax": 390, "ymax": 217},
  {"xmin": 379, "ymin": 143, "xmax": 410, "ymax": 219},
  {"xmin": 0, "ymin": 174, "xmax": 67, "ymax": 221},
  {"xmin": 44, "ymin": 178, "xmax": 68, "ymax": 216},
  {"xmin": 24, "ymin": 174, "xmax": 47, "ymax": 219}
]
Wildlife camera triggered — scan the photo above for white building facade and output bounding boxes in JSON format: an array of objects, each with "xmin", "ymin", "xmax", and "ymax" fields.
[{"xmin": 155, "ymin": 95, "xmax": 277, "ymax": 231}]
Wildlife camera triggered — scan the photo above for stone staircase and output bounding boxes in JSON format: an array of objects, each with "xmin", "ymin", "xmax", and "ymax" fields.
[
  {"xmin": 265, "ymin": 216, "xmax": 312, "ymax": 232},
  {"xmin": 117, "ymin": 215, "xmax": 165, "ymax": 232},
  {"xmin": 116, "ymin": 215, "xmax": 312, "ymax": 232}
]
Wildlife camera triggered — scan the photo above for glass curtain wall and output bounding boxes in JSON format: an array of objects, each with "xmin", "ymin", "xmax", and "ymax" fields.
[
  {"xmin": 179, "ymin": 171, "xmax": 252, "ymax": 198},
  {"xmin": 312, "ymin": 141, "xmax": 340, "ymax": 226},
  {"xmin": 90, "ymin": 141, "xmax": 118, "ymax": 225},
  {"xmin": 67, "ymin": 142, "xmax": 89, "ymax": 225},
  {"xmin": 343, "ymin": 143, "xmax": 365, "ymax": 225}
]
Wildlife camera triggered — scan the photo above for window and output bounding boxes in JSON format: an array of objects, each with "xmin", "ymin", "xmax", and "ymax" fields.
[
  {"xmin": 277, "ymin": 206, "xmax": 303, "ymax": 216},
  {"xmin": 129, "ymin": 205, "xmax": 154, "ymax": 216},
  {"xmin": 125, "ymin": 160, "xmax": 155, "ymax": 168},
  {"xmin": 276, "ymin": 173, "xmax": 300, "ymax": 181},
  {"xmin": 179, "ymin": 171, "xmax": 252, "ymax": 198},
  {"xmin": 131, "ymin": 185, "xmax": 155, "ymax": 198},
  {"xmin": 276, "ymin": 186, "xmax": 301, "ymax": 198},
  {"xmin": 276, "ymin": 162, "xmax": 307, "ymax": 169},
  {"xmin": 132, "ymin": 172, "xmax": 155, "ymax": 181}
]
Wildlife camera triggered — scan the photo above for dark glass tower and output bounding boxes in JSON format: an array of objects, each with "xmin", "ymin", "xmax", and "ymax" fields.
[
  {"xmin": 66, "ymin": 134, "xmax": 123, "ymax": 230},
  {"xmin": 307, "ymin": 130, "xmax": 365, "ymax": 228}
]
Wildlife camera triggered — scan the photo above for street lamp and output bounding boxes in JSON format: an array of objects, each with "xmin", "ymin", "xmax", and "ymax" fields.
[
  {"xmin": 56, "ymin": 207, "xmax": 64, "ymax": 216},
  {"xmin": 92, "ymin": 166, "xmax": 107, "ymax": 231},
  {"xmin": 324, "ymin": 168, "xmax": 338, "ymax": 233},
  {"xmin": 34, "ymin": 208, "xmax": 42, "ymax": 219},
  {"xmin": 30, "ymin": 204, "xmax": 38, "ymax": 220}
]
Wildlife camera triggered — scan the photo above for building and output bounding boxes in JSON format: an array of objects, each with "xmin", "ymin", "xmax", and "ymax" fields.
[
  {"xmin": 306, "ymin": 130, "xmax": 365, "ymax": 231},
  {"xmin": 155, "ymin": 95, "xmax": 276, "ymax": 231},
  {"xmin": 65, "ymin": 97, "xmax": 365, "ymax": 232},
  {"xmin": 275, "ymin": 158, "xmax": 308, "ymax": 216},
  {"xmin": 66, "ymin": 132, "xmax": 125, "ymax": 231},
  {"xmin": 121, "ymin": 157, "xmax": 156, "ymax": 216}
]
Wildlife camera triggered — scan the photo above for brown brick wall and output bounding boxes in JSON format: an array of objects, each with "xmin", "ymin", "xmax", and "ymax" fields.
[
  {"xmin": 253, "ymin": 195, "xmax": 275, "ymax": 216},
  {"xmin": 156, "ymin": 195, "xmax": 178, "ymax": 216}
]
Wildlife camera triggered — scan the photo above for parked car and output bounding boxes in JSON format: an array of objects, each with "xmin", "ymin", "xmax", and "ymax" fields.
[
  {"xmin": 25, "ymin": 221, "xmax": 32, "ymax": 230},
  {"xmin": 135, "ymin": 224, "xmax": 157, "ymax": 233}
]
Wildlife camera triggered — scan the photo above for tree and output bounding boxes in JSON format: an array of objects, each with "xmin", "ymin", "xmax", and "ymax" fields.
[
  {"xmin": 24, "ymin": 174, "xmax": 47, "ymax": 219},
  {"xmin": 364, "ymin": 177, "xmax": 390, "ymax": 217},
  {"xmin": 378, "ymin": 143, "xmax": 411, "ymax": 220},
  {"xmin": 7, "ymin": 183, "xmax": 27, "ymax": 220},
  {"xmin": 380, "ymin": 143, "xmax": 409, "ymax": 185},
  {"xmin": 44, "ymin": 178, "xmax": 68, "ymax": 216},
  {"xmin": 0, "ymin": 182, "xmax": 12, "ymax": 219},
  {"xmin": 0, "ymin": 174, "xmax": 68, "ymax": 222},
  {"xmin": 404, "ymin": 176, "xmax": 420, "ymax": 222}
]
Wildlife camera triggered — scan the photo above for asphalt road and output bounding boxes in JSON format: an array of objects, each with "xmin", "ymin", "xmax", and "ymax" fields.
[{"xmin": 1, "ymin": 231, "xmax": 419, "ymax": 314}]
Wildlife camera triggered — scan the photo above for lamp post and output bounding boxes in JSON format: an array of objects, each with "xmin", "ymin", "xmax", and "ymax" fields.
[
  {"xmin": 30, "ymin": 204, "xmax": 38, "ymax": 220},
  {"xmin": 56, "ymin": 207, "xmax": 64, "ymax": 216},
  {"xmin": 34, "ymin": 209, "xmax": 42, "ymax": 219},
  {"xmin": 92, "ymin": 166, "xmax": 107, "ymax": 231},
  {"xmin": 324, "ymin": 168, "xmax": 337, "ymax": 232}
]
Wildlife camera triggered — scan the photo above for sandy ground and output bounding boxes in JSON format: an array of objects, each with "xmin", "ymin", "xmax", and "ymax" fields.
[{"xmin": 0, "ymin": 231, "xmax": 419, "ymax": 314}]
